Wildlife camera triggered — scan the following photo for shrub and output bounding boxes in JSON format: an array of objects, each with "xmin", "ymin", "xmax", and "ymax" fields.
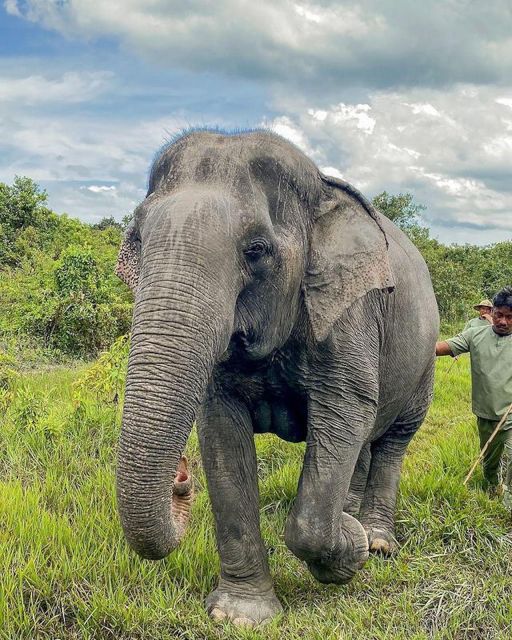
[
  {"xmin": 0, "ymin": 351, "xmax": 19, "ymax": 412},
  {"xmin": 73, "ymin": 334, "xmax": 130, "ymax": 407},
  {"xmin": 0, "ymin": 177, "xmax": 133, "ymax": 361},
  {"xmin": 0, "ymin": 352, "xmax": 18, "ymax": 390},
  {"xmin": 10, "ymin": 384, "xmax": 45, "ymax": 429},
  {"xmin": 54, "ymin": 246, "xmax": 101, "ymax": 298}
]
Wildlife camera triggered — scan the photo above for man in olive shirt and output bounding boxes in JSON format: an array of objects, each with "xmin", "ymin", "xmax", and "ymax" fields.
[
  {"xmin": 436, "ymin": 287, "xmax": 512, "ymax": 504},
  {"xmin": 463, "ymin": 299, "xmax": 493, "ymax": 330}
]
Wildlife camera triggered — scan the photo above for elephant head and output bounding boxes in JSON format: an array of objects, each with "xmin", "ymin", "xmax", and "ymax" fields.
[{"xmin": 115, "ymin": 130, "xmax": 394, "ymax": 560}]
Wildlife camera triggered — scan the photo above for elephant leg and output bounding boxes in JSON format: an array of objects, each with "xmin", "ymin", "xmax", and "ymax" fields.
[
  {"xmin": 198, "ymin": 395, "xmax": 282, "ymax": 626},
  {"xmin": 344, "ymin": 443, "xmax": 371, "ymax": 517},
  {"xmin": 358, "ymin": 413, "xmax": 425, "ymax": 556},
  {"xmin": 285, "ymin": 394, "xmax": 373, "ymax": 585}
]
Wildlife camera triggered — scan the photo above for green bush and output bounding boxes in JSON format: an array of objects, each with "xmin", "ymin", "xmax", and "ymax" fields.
[
  {"xmin": 1, "ymin": 177, "xmax": 511, "ymax": 364},
  {"xmin": 10, "ymin": 384, "xmax": 46, "ymax": 429},
  {"xmin": 373, "ymin": 191, "xmax": 512, "ymax": 326},
  {"xmin": 0, "ymin": 178, "xmax": 133, "ymax": 360},
  {"xmin": 0, "ymin": 351, "xmax": 19, "ymax": 411},
  {"xmin": 0, "ymin": 351, "xmax": 18, "ymax": 389},
  {"xmin": 73, "ymin": 334, "xmax": 129, "ymax": 406},
  {"xmin": 54, "ymin": 246, "xmax": 101, "ymax": 297}
]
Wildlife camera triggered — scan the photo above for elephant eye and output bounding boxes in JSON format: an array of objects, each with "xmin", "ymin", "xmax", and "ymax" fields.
[
  {"xmin": 244, "ymin": 239, "xmax": 270, "ymax": 260},
  {"xmin": 129, "ymin": 227, "xmax": 142, "ymax": 252}
]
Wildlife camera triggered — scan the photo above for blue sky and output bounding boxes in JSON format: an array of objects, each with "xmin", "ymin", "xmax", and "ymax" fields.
[{"xmin": 1, "ymin": 1, "xmax": 512, "ymax": 244}]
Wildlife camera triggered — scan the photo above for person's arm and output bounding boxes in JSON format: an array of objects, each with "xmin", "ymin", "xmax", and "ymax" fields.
[
  {"xmin": 436, "ymin": 341, "xmax": 455, "ymax": 357},
  {"xmin": 436, "ymin": 331, "xmax": 471, "ymax": 358}
]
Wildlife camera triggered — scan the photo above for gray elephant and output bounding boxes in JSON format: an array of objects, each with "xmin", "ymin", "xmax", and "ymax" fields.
[{"xmin": 115, "ymin": 129, "xmax": 438, "ymax": 625}]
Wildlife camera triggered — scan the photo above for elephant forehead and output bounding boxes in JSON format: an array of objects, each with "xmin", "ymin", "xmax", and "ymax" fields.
[
  {"xmin": 143, "ymin": 189, "xmax": 247, "ymax": 239},
  {"xmin": 149, "ymin": 130, "xmax": 320, "ymax": 199}
]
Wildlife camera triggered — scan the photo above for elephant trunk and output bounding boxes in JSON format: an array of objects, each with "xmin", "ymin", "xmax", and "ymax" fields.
[{"xmin": 117, "ymin": 255, "xmax": 234, "ymax": 559}]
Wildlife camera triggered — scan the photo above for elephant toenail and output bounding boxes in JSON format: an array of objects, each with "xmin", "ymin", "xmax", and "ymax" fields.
[
  {"xmin": 233, "ymin": 617, "xmax": 255, "ymax": 626},
  {"xmin": 210, "ymin": 607, "xmax": 227, "ymax": 621}
]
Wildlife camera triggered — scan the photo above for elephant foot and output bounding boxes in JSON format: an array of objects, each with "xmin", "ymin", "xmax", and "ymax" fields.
[
  {"xmin": 308, "ymin": 514, "xmax": 369, "ymax": 584},
  {"xmin": 206, "ymin": 583, "xmax": 282, "ymax": 626},
  {"xmin": 365, "ymin": 526, "xmax": 396, "ymax": 556},
  {"xmin": 287, "ymin": 512, "xmax": 369, "ymax": 585}
]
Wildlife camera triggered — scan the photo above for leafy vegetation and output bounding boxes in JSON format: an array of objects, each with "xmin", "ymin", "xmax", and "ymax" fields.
[
  {"xmin": 1, "ymin": 178, "xmax": 511, "ymax": 637},
  {"xmin": 1, "ymin": 177, "xmax": 511, "ymax": 363},
  {"xmin": 1, "ymin": 341, "xmax": 512, "ymax": 638},
  {"xmin": 373, "ymin": 191, "xmax": 512, "ymax": 328},
  {"xmin": 0, "ymin": 177, "xmax": 132, "ymax": 361}
]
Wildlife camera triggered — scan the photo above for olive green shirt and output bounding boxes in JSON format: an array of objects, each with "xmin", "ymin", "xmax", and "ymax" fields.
[
  {"xmin": 447, "ymin": 326, "xmax": 512, "ymax": 427},
  {"xmin": 463, "ymin": 317, "xmax": 491, "ymax": 331}
]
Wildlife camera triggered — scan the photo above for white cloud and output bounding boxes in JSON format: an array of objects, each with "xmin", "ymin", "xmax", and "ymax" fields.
[
  {"xmin": 0, "ymin": 100, "xmax": 188, "ymax": 221},
  {"xmin": 7, "ymin": 1, "xmax": 512, "ymax": 90},
  {"xmin": 309, "ymin": 104, "xmax": 376, "ymax": 134},
  {"xmin": 1, "ymin": 5, "xmax": 511, "ymax": 246},
  {"xmin": 268, "ymin": 84, "xmax": 512, "ymax": 241},
  {"xmin": 321, "ymin": 166, "xmax": 344, "ymax": 179},
  {"xmin": 2, "ymin": 77, "xmax": 511, "ymax": 242},
  {"xmin": 4, "ymin": 0, "xmax": 20, "ymax": 16},
  {"xmin": 0, "ymin": 71, "xmax": 113, "ymax": 105},
  {"xmin": 406, "ymin": 103, "xmax": 441, "ymax": 118},
  {"xmin": 269, "ymin": 116, "xmax": 313, "ymax": 155},
  {"xmin": 496, "ymin": 97, "xmax": 512, "ymax": 109},
  {"xmin": 294, "ymin": 4, "xmax": 322, "ymax": 24},
  {"xmin": 80, "ymin": 185, "xmax": 117, "ymax": 193}
]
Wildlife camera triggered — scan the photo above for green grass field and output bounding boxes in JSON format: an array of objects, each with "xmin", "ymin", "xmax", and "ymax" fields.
[{"xmin": 1, "ymin": 355, "xmax": 512, "ymax": 640}]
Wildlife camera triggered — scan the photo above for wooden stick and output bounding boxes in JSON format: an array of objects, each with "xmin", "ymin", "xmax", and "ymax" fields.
[
  {"xmin": 463, "ymin": 401, "xmax": 512, "ymax": 486},
  {"xmin": 444, "ymin": 356, "xmax": 459, "ymax": 376}
]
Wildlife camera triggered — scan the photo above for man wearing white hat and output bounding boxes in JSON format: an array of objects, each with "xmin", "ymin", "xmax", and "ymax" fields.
[{"xmin": 464, "ymin": 299, "xmax": 493, "ymax": 330}]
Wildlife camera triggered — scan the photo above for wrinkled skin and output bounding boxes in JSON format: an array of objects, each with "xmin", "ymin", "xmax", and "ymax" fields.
[{"xmin": 116, "ymin": 130, "xmax": 438, "ymax": 625}]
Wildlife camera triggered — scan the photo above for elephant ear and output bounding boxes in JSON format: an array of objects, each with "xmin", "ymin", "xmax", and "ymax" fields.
[
  {"xmin": 303, "ymin": 174, "xmax": 395, "ymax": 342},
  {"xmin": 115, "ymin": 222, "xmax": 141, "ymax": 291}
]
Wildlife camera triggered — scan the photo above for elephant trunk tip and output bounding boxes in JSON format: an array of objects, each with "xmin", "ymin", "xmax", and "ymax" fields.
[
  {"xmin": 173, "ymin": 455, "xmax": 192, "ymax": 494},
  {"xmin": 118, "ymin": 456, "xmax": 195, "ymax": 561},
  {"xmin": 130, "ymin": 539, "xmax": 175, "ymax": 562}
]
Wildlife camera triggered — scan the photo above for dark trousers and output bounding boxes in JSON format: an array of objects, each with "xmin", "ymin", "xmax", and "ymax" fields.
[{"xmin": 477, "ymin": 417, "xmax": 512, "ymax": 488}]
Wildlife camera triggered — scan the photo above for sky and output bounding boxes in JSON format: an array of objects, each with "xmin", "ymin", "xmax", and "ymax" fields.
[{"xmin": 1, "ymin": 1, "xmax": 512, "ymax": 245}]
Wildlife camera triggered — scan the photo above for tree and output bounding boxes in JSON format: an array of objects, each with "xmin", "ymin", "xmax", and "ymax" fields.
[
  {"xmin": 54, "ymin": 246, "xmax": 100, "ymax": 298},
  {"xmin": 372, "ymin": 191, "xmax": 426, "ymax": 233},
  {"xmin": 0, "ymin": 176, "xmax": 56, "ymax": 267},
  {"xmin": 0, "ymin": 176, "xmax": 49, "ymax": 230},
  {"xmin": 121, "ymin": 213, "xmax": 133, "ymax": 230},
  {"xmin": 92, "ymin": 216, "xmax": 123, "ymax": 231},
  {"xmin": 371, "ymin": 191, "xmax": 480, "ymax": 324},
  {"xmin": 480, "ymin": 243, "xmax": 512, "ymax": 299}
]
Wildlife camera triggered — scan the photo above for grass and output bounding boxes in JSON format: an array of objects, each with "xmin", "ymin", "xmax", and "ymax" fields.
[{"xmin": 1, "ymin": 355, "xmax": 512, "ymax": 639}]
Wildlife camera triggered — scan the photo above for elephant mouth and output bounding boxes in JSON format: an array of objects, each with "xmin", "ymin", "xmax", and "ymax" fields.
[
  {"xmin": 230, "ymin": 329, "xmax": 255, "ymax": 351},
  {"xmin": 230, "ymin": 329, "xmax": 272, "ymax": 363}
]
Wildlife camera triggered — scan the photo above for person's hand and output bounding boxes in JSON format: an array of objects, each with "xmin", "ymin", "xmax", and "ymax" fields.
[
  {"xmin": 482, "ymin": 312, "xmax": 493, "ymax": 323},
  {"xmin": 435, "ymin": 341, "xmax": 454, "ymax": 356}
]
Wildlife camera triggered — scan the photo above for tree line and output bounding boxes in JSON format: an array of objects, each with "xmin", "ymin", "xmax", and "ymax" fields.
[
  {"xmin": 0, "ymin": 177, "xmax": 132, "ymax": 360},
  {"xmin": 0, "ymin": 177, "xmax": 510, "ymax": 360},
  {"xmin": 374, "ymin": 191, "xmax": 512, "ymax": 324}
]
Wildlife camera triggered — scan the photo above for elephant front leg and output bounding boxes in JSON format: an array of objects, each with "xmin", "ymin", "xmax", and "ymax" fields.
[
  {"xmin": 285, "ymin": 395, "xmax": 371, "ymax": 584},
  {"xmin": 198, "ymin": 396, "xmax": 282, "ymax": 626}
]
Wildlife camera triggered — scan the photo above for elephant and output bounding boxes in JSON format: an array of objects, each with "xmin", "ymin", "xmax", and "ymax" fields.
[{"xmin": 115, "ymin": 129, "xmax": 439, "ymax": 626}]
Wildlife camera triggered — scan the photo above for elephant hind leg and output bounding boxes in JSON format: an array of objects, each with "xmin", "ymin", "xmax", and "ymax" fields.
[
  {"xmin": 358, "ymin": 410, "xmax": 427, "ymax": 555},
  {"xmin": 344, "ymin": 443, "xmax": 371, "ymax": 517}
]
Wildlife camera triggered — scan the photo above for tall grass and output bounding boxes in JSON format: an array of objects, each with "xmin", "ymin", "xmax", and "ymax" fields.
[{"xmin": 1, "ymin": 354, "xmax": 511, "ymax": 639}]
